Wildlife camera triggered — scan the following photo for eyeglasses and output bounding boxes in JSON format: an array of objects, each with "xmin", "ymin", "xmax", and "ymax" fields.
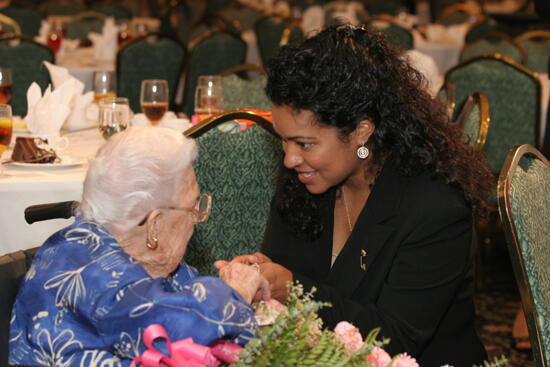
[{"xmin": 138, "ymin": 192, "xmax": 212, "ymax": 226}]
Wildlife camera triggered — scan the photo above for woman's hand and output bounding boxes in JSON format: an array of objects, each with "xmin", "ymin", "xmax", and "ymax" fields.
[
  {"xmin": 214, "ymin": 252, "xmax": 272, "ymax": 270},
  {"xmin": 219, "ymin": 262, "xmax": 271, "ymax": 304},
  {"xmin": 259, "ymin": 262, "xmax": 293, "ymax": 303}
]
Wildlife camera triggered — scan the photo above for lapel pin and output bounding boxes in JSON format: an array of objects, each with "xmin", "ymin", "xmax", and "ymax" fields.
[{"xmin": 360, "ymin": 249, "xmax": 367, "ymax": 271}]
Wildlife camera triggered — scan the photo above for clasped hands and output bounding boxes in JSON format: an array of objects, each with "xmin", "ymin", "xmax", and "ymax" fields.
[{"xmin": 215, "ymin": 253, "xmax": 293, "ymax": 304}]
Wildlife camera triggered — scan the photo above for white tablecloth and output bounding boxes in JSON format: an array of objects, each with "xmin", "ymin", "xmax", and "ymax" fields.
[
  {"xmin": 0, "ymin": 129, "xmax": 104, "ymax": 256},
  {"xmin": 57, "ymin": 47, "xmax": 115, "ymax": 92}
]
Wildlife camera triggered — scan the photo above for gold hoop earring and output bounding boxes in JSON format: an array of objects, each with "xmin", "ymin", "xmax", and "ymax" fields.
[{"xmin": 146, "ymin": 235, "xmax": 158, "ymax": 250}]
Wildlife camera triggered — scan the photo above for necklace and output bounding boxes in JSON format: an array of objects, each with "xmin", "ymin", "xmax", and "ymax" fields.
[{"xmin": 341, "ymin": 186, "xmax": 353, "ymax": 233}]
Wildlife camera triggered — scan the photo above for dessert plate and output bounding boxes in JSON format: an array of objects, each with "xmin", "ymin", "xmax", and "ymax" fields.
[{"xmin": 9, "ymin": 156, "xmax": 85, "ymax": 169}]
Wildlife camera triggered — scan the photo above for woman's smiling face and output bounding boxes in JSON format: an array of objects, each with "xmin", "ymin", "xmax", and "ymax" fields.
[{"xmin": 272, "ymin": 105, "xmax": 366, "ymax": 194}]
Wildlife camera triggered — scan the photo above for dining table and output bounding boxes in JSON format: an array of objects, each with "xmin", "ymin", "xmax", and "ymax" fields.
[{"xmin": 0, "ymin": 128, "xmax": 104, "ymax": 256}]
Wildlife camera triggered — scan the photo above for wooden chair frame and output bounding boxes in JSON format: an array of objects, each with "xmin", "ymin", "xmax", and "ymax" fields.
[
  {"xmin": 0, "ymin": 13, "xmax": 22, "ymax": 35},
  {"xmin": 455, "ymin": 92, "xmax": 490, "ymax": 151},
  {"xmin": 184, "ymin": 109, "xmax": 276, "ymax": 138},
  {"xmin": 497, "ymin": 144, "xmax": 550, "ymax": 367}
]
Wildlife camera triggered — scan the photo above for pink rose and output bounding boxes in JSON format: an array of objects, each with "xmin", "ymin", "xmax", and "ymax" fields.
[
  {"xmin": 365, "ymin": 347, "xmax": 392, "ymax": 367},
  {"xmin": 334, "ymin": 321, "xmax": 364, "ymax": 353},
  {"xmin": 393, "ymin": 353, "xmax": 419, "ymax": 367}
]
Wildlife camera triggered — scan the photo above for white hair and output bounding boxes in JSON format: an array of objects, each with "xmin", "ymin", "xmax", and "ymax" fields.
[{"xmin": 77, "ymin": 127, "xmax": 197, "ymax": 233}]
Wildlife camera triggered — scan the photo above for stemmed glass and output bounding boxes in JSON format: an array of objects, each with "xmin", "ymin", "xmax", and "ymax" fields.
[
  {"xmin": 93, "ymin": 71, "xmax": 117, "ymax": 104},
  {"xmin": 47, "ymin": 21, "xmax": 63, "ymax": 53},
  {"xmin": 140, "ymin": 79, "xmax": 168, "ymax": 126},
  {"xmin": 0, "ymin": 104, "xmax": 13, "ymax": 177},
  {"xmin": 0, "ymin": 68, "xmax": 12, "ymax": 104},
  {"xmin": 98, "ymin": 97, "xmax": 131, "ymax": 140},
  {"xmin": 194, "ymin": 75, "xmax": 224, "ymax": 115}
]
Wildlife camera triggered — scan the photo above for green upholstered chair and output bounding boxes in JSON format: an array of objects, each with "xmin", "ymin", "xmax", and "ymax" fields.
[
  {"xmin": 0, "ymin": 247, "xmax": 38, "ymax": 365},
  {"xmin": 219, "ymin": 65, "xmax": 270, "ymax": 110},
  {"xmin": 116, "ymin": 34, "xmax": 186, "ymax": 113},
  {"xmin": 366, "ymin": 15, "xmax": 413, "ymax": 50},
  {"xmin": 497, "ymin": 144, "xmax": 550, "ymax": 367},
  {"xmin": 0, "ymin": 35, "xmax": 53, "ymax": 116},
  {"xmin": 436, "ymin": 3, "xmax": 482, "ymax": 25},
  {"xmin": 161, "ymin": 0, "xmax": 207, "ymax": 45},
  {"xmin": 437, "ymin": 79, "xmax": 456, "ymax": 120},
  {"xmin": 0, "ymin": 7, "xmax": 42, "ymax": 37},
  {"xmin": 362, "ymin": 0, "xmax": 404, "ymax": 16},
  {"xmin": 41, "ymin": 1, "xmax": 84, "ymax": 16},
  {"xmin": 464, "ymin": 17, "xmax": 512, "ymax": 44},
  {"xmin": 455, "ymin": 92, "xmax": 490, "ymax": 150},
  {"xmin": 204, "ymin": 0, "xmax": 233, "ymax": 16},
  {"xmin": 0, "ymin": 13, "xmax": 21, "ymax": 35},
  {"xmin": 515, "ymin": 30, "xmax": 550, "ymax": 74},
  {"xmin": 183, "ymin": 110, "xmax": 282, "ymax": 275},
  {"xmin": 91, "ymin": 3, "xmax": 133, "ymax": 20},
  {"xmin": 254, "ymin": 15, "xmax": 304, "ymax": 65},
  {"xmin": 65, "ymin": 11, "xmax": 106, "ymax": 40},
  {"xmin": 182, "ymin": 31, "xmax": 246, "ymax": 116},
  {"xmin": 219, "ymin": 5, "xmax": 263, "ymax": 31},
  {"xmin": 429, "ymin": 0, "xmax": 462, "ymax": 22},
  {"xmin": 445, "ymin": 55, "xmax": 541, "ymax": 175},
  {"xmin": 460, "ymin": 32, "xmax": 526, "ymax": 65}
]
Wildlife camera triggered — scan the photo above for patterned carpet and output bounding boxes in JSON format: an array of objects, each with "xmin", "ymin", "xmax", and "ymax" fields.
[{"xmin": 473, "ymin": 238, "xmax": 535, "ymax": 367}]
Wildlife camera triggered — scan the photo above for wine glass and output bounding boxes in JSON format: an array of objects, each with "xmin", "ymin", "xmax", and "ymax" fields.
[
  {"xmin": 98, "ymin": 97, "xmax": 131, "ymax": 140},
  {"xmin": 117, "ymin": 20, "xmax": 133, "ymax": 47},
  {"xmin": 47, "ymin": 21, "xmax": 63, "ymax": 53},
  {"xmin": 0, "ymin": 68, "xmax": 12, "ymax": 104},
  {"xmin": 140, "ymin": 79, "xmax": 168, "ymax": 126},
  {"xmin": 0, "ymin": 104, "xmax": 13, "ymax": 177},
  {"xmin": 93, "ymin": 71, "xmax": 117, "ymax": 104},
  {"xmin": 194, "ymin": 75, "xmax": 224, "ymax": 115}
]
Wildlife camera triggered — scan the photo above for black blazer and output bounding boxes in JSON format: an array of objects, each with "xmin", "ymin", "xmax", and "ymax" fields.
[{"xmin": 262, "ymin": 165, "xmax": 487, "ymax": 367}]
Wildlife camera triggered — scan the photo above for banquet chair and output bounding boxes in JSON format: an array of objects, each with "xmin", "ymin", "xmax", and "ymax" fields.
[
  {"xmin": 514, "ymin": 30, "xmax": 550, "ymax": 73},
  {"xmin": 437, "ymin": 80, "xmax": 456, "ymax": 120},
  {"xmin": 219, "ymin": 65, "xmax": 270, "ymax": 111},
  {"xmin": 436, "ymin": 3, "xmax": 481, "ymax": 26},
  {"xmin": 497, "ymin": 144, "xmax": 550, "ymax": 367},
  {"xmin": 0, "ymin": 247, "xmax": 38, "ymax": 365},
  {"xmin": 116, "ymin": 33, "xmax": 186, "ymax": 113},
  {"xmin": 454, "ymin": 92, "xmax": 490, "ymax": 151},
  {"xmin": 464, "ymin": 17, "xmax": 512, "ymax": 44},
  {"xmin": 361, "ymin": 0, "xmax": 402, "ymax": 16},
  {"xmin": 91, "ymin": 3, "xmax": 133, "ymax": 20},
  {"xmin": 445, "ymin": 54, "xmax": 541, "ymax": 175},
  {"xmin": 64, "ymin": 11, "xmax": 106, "ymax": 40},
  {"xmin": 40, "ymin": 0, "xmax": 84, "ymax": 16},
  {"xmin": 161, "ymin": 0, "xmax": 207, "ymax": 44},
  {"xmin": 0, "ymin": 13, "xmax": 22, "ymax": 35},
  {"xmin": 183, "ymin": 110, "xmax": 282, "ymax": 275},
  {"xmin": 0, "ymin": 7, "xmax": 41, "ymax": 37},
  {"xmin": 181, "ymin": 30, "xmax": 246, "ymax": 116},
  {"xmin": 429, "ymin": 0, "xmax": 462, "ymax": 22},
  {"xmin": 254, "ymin": 15, "xmax": 304, "ymax": 65},
  {"xmin": 0, "ymin": 35, "xmax": 53, "ymax": 116},
  {"xmin": 366, "ymin": 15, "xmax": 413, "ymax": 50},
  {"xmin": 459, "ymin": 32, "xmax": 526, "ymax": 65}
]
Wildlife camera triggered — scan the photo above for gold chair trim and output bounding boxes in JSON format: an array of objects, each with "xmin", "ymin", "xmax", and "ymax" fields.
[{"xmin": 183, "ymin": 109, "xmax": 276, "ymax": 138}]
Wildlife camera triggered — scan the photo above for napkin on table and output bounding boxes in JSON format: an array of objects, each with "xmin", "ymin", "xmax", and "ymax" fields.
[{"xmin": 88, "ymin": 17, "xmax": 118, "ymax": 64}]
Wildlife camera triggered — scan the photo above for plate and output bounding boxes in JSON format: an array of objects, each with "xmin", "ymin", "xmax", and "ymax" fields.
[{"xmin": 8, "ymin": 156, "xmax": 86, "ymax": 169}]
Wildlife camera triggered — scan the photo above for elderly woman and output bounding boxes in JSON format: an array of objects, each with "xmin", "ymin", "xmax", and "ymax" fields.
[{"xmin": 9, "ymin": 127, "xmax": 268, "ymax": 367}]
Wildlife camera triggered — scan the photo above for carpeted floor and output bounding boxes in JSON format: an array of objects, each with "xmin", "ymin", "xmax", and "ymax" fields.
[{"xmin": 473, "ymin": 237, "xmax": 535, "ymax": 367}]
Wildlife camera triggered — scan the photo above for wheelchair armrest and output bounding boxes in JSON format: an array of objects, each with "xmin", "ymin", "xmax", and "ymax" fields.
[{"xmin": 24, "ymin": 201, "xmax": 78, "ymax": 224}]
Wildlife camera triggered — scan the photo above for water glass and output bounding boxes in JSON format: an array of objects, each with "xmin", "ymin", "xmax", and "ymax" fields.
[
  {"xmin": 0, "ymin": 104, "xmax": 12, "ymax": 176},
  {"xmin": 194, "ymin": 75, "xmax": 223, "ymax": 114},
  {"xmin": 93, "ymin": 71, "xmax": 117, "ymax": 104},
  {"xmin": 0, "ymin": 68, "xmax": 12, "ymax": 104},
  {"xmin": 98, "ymin": 98, "xmax": 131, "ymax": 140},
  {"xmin": 140, "ymin": 79, "xmax": 169, "ymax": 126}
]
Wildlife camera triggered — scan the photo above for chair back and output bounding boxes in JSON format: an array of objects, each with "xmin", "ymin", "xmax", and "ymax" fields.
[
  {"xmin": 366, "ymin": 15, "xmax": 413, "ymax": 50},
  {"xmin": 0, "ymin": 247, "xmax": 38, "ymax": 365},
  {"xmin": 219, "ymin": 65, "xmax": 270, "ymax": 110},
  {"xmin": 497, "ymin": 144, "xmax": 550, "ymax": 367},
  {"xmin": 436, "ymin": 3, "xmax": 481, "ymax": 25},
  {"xmin": 91, "ymin": 3, "xmax": 133, "ymax": 20},
  {"xmin": 445, "ymin": 54, "xmax": 541, "ymax": 173},
  {"xmin": 0, "ymin": 13, "xmax": 22, "ymax": 35},
  {"xmin": 515, "ymin": 30, "xmax": 550, "ymax": 73},
  {"xmin": 64, "ymin": 11, "xmax": 106, "ymax": 40},
  {"xmin": 161, "ymin": 0, "xmax": 207, "ymax": 44},
  {"xmin": 0, "ymin": 35, "xmax": 53, "ymax": 116},
  {"xmin": 41, "ymin": 0, "xmax": 84, "ymax": 16},
  {"xmin": 254, "ymin": 15, "xmax": 304, "ymax": 65},
  {"xmin": 455, "ymin": 92, "xmax": 490, "ymax": 150},
  {"xmin": 182, "ymin": 31, "xmax": 246, "ymax": 116},
  {"xmin": 464, "ymin": 17, "xmax": 511, "ymax": 44},
  {"xmin": 460, "ymin": 32, "xmax": 526, "ymax": 65},
  {"xmin": 0, "ymin": 7, "xmax": 42, "ymax": 37},
  {"xmin": 437, "ymin": 79, "xmax": 456, "ymax": 120},
  {"xmin": 116, "ymin": 33, "xmax": 186, "ymax": 113},
  {"xmin": 184, "ymin": 110, "xmax": 282, "ymax": 275}
]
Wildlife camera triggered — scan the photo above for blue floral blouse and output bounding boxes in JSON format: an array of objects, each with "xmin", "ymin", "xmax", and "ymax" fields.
[{"xmin": 9, "ymin": 217, "xmax": 257, "ymax": 367}]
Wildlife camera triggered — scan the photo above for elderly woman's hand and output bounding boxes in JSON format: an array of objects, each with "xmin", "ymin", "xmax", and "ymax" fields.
[
  {"xmin": 219, "ymin": 262, "xmax": 271, "ymax": 304},
  {"xmin": 214, "ymin": 252, "xmax": 271, "ymax": 270}
]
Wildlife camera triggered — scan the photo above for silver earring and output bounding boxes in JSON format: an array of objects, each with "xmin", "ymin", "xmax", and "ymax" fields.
[{"xmin": 357, "ymin": 144, "xmax": 369, "ymax": 159}]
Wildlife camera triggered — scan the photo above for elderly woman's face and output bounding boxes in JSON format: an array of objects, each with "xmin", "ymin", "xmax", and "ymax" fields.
[{"xmin": 159, "ymin": 167, "xmax": 200, "ymax": 271}]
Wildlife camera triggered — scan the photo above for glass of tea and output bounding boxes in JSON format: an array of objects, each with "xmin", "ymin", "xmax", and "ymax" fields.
[
  {"xmin": 0, "ymin": 104, "xmax": 13, "ymax": 176},
  {"xmin": 194, "ymin": 75, "xmax": 224, "ymax": 115},
  {"xmin": 98, "ymin": 97, "xmax": 131, "ymax": 140},
  {"xmin": 47, "ymin": 21, "xmax": 63, "ymax": 53},
  {"xmin": 93, "ymin": 71, "xmax": 117, "ymax": 104},
  {"xmin": 0, "ymin": 68, "xmax": 12, "ymax": 104},
  {"xmin": 140, "ymin": 79, "xmax": 168, "ymax": 126}
]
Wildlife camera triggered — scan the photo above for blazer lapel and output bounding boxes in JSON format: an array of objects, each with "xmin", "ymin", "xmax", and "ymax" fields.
[{"xmin": 327, "ymin": 165, "xmax": 409, "ymax": 298}]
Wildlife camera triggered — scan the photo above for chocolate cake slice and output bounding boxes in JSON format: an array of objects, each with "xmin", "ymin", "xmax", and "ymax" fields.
[{"xmin": 11, "ymin": 137, "xmax": 58, "ymax": 163}]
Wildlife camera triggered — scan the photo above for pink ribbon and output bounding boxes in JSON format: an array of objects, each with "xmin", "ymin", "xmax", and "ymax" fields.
[{"xmin": 130, "ymin": 324, "xmax": 242, "ymax": 367}]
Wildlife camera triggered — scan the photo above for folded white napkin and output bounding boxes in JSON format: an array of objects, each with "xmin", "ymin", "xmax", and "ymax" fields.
[
  {"xmin": 24, "ymin": 82, "xmax": 72, "ymax": 147},
  {"xmin": 132, "ymin": 112, "xmax": 191, "ymax": 132},
  {"xmin": 89, "ymin": 17, "xmax": 118, "ymax": 64}
]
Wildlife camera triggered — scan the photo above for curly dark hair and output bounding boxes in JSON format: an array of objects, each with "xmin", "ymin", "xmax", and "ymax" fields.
[{"xmin": 265, "ymin": 24, "xmax": 494, "ymax": 240}]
